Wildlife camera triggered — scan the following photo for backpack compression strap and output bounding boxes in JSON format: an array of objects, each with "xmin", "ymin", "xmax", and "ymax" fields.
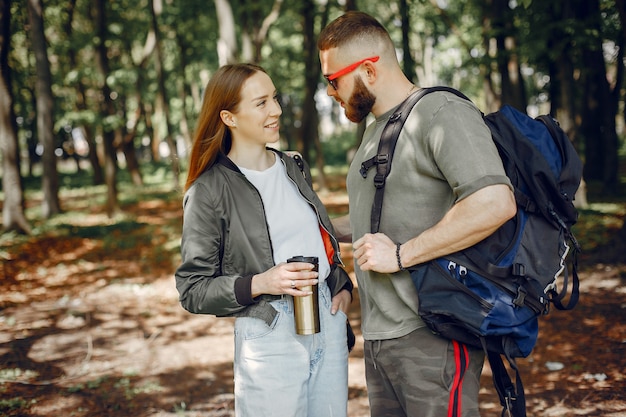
[{"xmin": 487, "ymin": 350, "xmax": 527, "ymax": 417}]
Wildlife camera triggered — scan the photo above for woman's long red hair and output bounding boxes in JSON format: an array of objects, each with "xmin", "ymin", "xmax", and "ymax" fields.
[{"xmin": 184, "ymin": 63, "xmax": 267, "ymax": 191}]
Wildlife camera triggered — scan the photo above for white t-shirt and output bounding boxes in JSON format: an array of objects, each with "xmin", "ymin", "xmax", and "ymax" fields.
[{"xmin": 239, "ymin": 155, "xmax": 330, "ymax": 281}]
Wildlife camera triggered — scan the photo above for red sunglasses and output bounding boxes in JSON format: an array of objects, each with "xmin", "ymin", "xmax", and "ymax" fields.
[{"xmin": 324, "ymin": 56, "xmax": 380, "ymax": 90}]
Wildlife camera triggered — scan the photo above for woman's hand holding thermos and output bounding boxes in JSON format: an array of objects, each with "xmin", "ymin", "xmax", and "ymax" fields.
[{"xmin": 250, "ymin": 260, "xmax": 319, "ymax": 298}]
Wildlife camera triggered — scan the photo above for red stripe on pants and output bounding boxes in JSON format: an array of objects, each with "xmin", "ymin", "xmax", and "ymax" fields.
[{"xmin": 448, "ymin": 340, "xmax": 469, "ymax": 417}]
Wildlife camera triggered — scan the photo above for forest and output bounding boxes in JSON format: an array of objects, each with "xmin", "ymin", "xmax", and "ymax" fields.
[
  {"xmin": 1, "ymin": 1, "xmax": 626, "ymax": 416},
  {"xmin": 1, "ymin": 0, "xmax": 626, "ymax": 231}
]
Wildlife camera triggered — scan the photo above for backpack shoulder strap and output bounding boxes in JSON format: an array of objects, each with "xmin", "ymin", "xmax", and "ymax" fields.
[
  {"xmin": 363, "ymin": 86, "xmax": 471, "ymax": 233},
  {"xmin": 283, "ymin": 150, "xmax": 305, "ymax": 174}
]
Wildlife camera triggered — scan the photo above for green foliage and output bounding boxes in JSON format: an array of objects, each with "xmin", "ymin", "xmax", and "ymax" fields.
[
  {"xmin": 8, "ymin": 0, "xmax": 618, "ymax": 130},
  {"xmin": 0, "ymin": 396, "xmax": 34, "ymax": 412},
  {"xmin": 66, "ymin": 375, "xmax": 162, "ymax": 402},
  {"xmin": 321, "ymin": 130, "xmax": 358, "ymax": 166},
  {"xmin": 5, "ymin": 0, "xmax": 626, "ymax": 219},
  {"xmin": 57, "ymin": 219, "xmax": 145, "ymax": 239},
  {"xmin": 573, "ymin": 203, "xmax": 626, "ymax": 252},
  {"xmin": 9, "ymin": 161, "xmax": 181, "ymax": 252},
  {"xmin": 67, "ymin": 376, "xmax": 110, "ymax": 393}
]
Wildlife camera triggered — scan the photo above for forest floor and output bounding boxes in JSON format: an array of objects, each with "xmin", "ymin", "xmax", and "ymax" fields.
[{"xmin": 1, "ymin": 179, "xmax": 625, "ymax": 417}]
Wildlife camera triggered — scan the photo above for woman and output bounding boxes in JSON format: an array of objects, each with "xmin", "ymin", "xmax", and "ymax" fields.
[{"xmin": 175, "ymin": 63, "xmax": 353, "ymax": 417}]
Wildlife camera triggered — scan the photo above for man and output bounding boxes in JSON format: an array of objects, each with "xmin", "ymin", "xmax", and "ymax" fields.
[{"xmin": 318, "ymin": 11, "xmax": 517, "ymax": 417}]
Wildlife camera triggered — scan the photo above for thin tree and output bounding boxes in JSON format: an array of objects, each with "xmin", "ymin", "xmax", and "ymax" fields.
[
  {"xmin": 492, "ymin": 0, "xmax": 526, "ymax": 110},
  {"xmin": 248, "ymin": 0, "xmax": 284, "ymax": 63},
  {"xmin": 64, "ymin": 0, "xmax": 103, "ymax": 185},
  {"xmin": 151, "ymin": 0, "xmax": 180, "ymax": 190},
  {"xmin": 27, "ymin": 0, "xmax": 61, "ymax": 218},
  {"xmin": 215, "ymin": 0, "xmax": 237, "ymax": 65},
  {"xmin": 544, "ymin": 0, "xmax": 588, "ymax": 207},
  {"xmin": 345, "ymin": 0, "xmax": 367, "ymax": 150},
  {"xmin": 577, "ymin": 0, "xmax": 620, "ymax": 193},
  {"xmin": 301, "ymin": 0, "xmax": 327, "ymax": 190},
  {"xmin": 119, "ymin": 17, "xmax": 158, "ymax": 187},
  {"xmin": 1, "ymin": 0, "xmax": 31, "ymax": 234},
  {"xmin": 94, "ymin": 0, "xmax": 120, "ymax": 216},
  {"xmin": 174, "ymin": 31, "xmax": 193, "ymax": 150},
  {"xmin": 399, "ymin": 0, "xmax": 417, "ymax": 82}
]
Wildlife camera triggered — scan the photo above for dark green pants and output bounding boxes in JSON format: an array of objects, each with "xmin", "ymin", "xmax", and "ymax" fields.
[{"xmin": 364, "ymin": 326, "xmax": 484, "ymax": 417}]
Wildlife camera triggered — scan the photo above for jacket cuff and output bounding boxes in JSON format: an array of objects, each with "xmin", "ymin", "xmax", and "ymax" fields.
[
  {"xmin": 340, "ymin": 276, "xmax": 354, "ymax": 300},
  {"xmin": 234, "ymin": 275, "xmax": 256, "ymax": 305},
  {"xmin": 326, "ymin": 264, "xmax": 354, "ymax": 300}
]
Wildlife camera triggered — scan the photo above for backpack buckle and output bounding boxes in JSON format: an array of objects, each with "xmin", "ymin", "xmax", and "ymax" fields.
[
  {"xmin": 503, "ymin": 388, "xmax": 516, "ymax": 417},
  {"xmin": 513, "ymin": 286, "xmax": 527, "ymax": 307},
  {"xmin": 360, "ymin": 154, "xmax": 389, "ymax": 179},
  {"xmin": 373, "ymin": 173, "xmax": 386, "ymax": 188},
  {"xmin": 512, "ymin": 263, "xmax": 526, "ymax": 277},
  {"xmin": 360, "ymin": 157, "xmax": 376, "ymax": 178},
  {"xmin": 389, "ymin": 112, "xmax": 402, "ymax": 123},
  {"xmin": 376, "ymin": 154, "xmax": 389, "ymax": 165}
]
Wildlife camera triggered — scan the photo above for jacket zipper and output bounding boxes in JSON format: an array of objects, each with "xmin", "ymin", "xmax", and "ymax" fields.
[{"xmin": 280, "ymin": 157, "xmax": 345, "ymax": 267}]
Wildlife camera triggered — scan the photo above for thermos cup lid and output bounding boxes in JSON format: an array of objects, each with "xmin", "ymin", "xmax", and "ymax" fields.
[{"xmin": 287, "ymin": 256, "xmax": 318, "ymax": 264}]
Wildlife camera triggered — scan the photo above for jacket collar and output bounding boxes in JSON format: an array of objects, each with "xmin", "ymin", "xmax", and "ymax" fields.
[{"xmin": 215, "ymin": 148, "xmax": 285, "ymax": 172}]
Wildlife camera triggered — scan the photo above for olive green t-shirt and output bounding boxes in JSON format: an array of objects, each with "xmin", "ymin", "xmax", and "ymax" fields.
[{"xmin": 347, "ymin": 90, "xmax": 512, "ymax": 341}]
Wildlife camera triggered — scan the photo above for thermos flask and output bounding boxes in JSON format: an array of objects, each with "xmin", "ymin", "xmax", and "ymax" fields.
[{"xmin": 287, "ymin": 256, "xmax": 320, "ymax": 335}]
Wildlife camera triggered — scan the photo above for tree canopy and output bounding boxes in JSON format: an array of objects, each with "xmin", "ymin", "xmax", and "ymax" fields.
[{"xmin": 1, "ymin": 0, "xmax": 625, "ymax": 232}]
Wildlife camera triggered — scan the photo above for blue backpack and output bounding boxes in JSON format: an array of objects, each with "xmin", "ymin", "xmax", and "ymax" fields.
[{"xmin": 361, "ymin": 86, "xmax": 583, "ymax": 417}]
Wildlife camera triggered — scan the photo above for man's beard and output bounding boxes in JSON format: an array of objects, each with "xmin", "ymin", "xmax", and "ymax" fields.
[{"xmin": 345, "ymin": 76, "xmax": 376, "ymax": 123}]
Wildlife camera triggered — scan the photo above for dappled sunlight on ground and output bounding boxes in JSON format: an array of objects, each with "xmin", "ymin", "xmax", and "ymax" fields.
[{"xmin": 1, "ymin": 190, "xmax": 625, "ymax": 416}]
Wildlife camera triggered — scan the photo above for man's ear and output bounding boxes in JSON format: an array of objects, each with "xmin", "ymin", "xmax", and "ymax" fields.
[
  {"xmin": 362, "ymin": 60, "xmax": 377, "ymax": 84},
  {"xmin": 220, "ymin": 110, "xmax": 236, "ymax": 127}
]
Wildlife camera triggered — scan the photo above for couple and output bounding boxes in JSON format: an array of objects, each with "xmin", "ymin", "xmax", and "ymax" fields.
[{"xmin": 175, "ymin": 11, "xmax": 515, "ymax": 417}]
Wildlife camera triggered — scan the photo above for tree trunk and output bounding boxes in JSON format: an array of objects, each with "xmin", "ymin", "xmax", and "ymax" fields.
[
  {"xmin": 25, "ymin": 102, "xmax": 37, "ymax": 177},
  {"xmin": 151, "ymin": 0, "xmax": 180, "ymax": 191},
  {"xmin": 546, "ymin": 0, "xmax": 588, "ymax": 208},
  {"xmin": 341, "ymin": 0, "xmax": 366, "ymax": 153},
  {"xmin": 215, "ymin": 0, "xmax": 237, "ymax": 65},
  {"xmin": 252, "ymin": 0, "xmax": 283, "ymax": 63},
  {"xmin": 94, "ymin": 0, "xmax": 120, "ymax": 217},
  {"xmin": 64, "ymin": 0, "xmax": 103, "ymax": 185},
  {"xmin": 143, "ymin": 102, "xmax": 157, "ymax": 162},
  {"xmin": 578, "ymin": 0, "xmax": 619, "ymax": 193},
  {"xmin": 1, "ymin": 0, "xmax": 31, "ymax": 234},
  {"xmin": 118, "ymin": 119, "xmax": 143, "ymax": 186},
  {"xmin": 27, "ymin": 0, "xmax": 61, "ymax": 218},
  {"xmin": 493, "ymin": 0, "xmax": 526, "ymax": 111},
  {"xmin": 84, "ymin": 126, "xmax": 103, "ymax": 184},
  {"xmin": 480, "ymin": 2, "xmax": 499, "ymax": 112},
  {"xmin": 121, "ymin": 20, "xmax": 160, "ymax": 188},
  {"xmin": 301, "ymin": 0, "xmax": 326, "ymax": 190},
  {"xmin": 0, "ymin": 80, "xmax": 30, "ymax": 234},
  {"xmin": 399, "ymin": 0, "xmax": 417, "ymax": 82},
  {"xmin": 175, "ymin": 36, "xmax": 192, "ymax": 150}
]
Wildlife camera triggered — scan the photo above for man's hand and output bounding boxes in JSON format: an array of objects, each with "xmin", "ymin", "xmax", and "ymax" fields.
[
  {"xmin": 353, "ymin": 232, "xmax": 399, "ymax": 273},
  {"xmin": 351, "ymin": 185, "xmax": 516, "ymax": 275}
]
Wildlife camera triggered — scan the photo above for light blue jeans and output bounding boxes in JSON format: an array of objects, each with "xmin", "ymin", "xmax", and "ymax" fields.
[{"xmin": 233, "ymin": 283, "xmax": 349, "ymax": 417}]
